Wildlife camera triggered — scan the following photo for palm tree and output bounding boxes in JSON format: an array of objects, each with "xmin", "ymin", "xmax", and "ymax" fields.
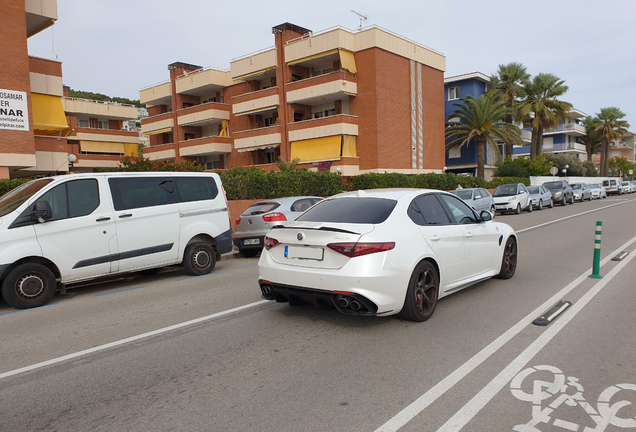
[
  {"xmin": 579, "ymin": 116, "xmax": 602, "ymax": 163},
  {"xmin": 445, "ymin": 94, "xmax": 523, "ymax": 179},
  {"xmin": 517, "ymin": 73, "xmax": 572, "ymax": 160},
  {"xmin": 489, "ymin": 62, "xmax": 530, "ymax": 158},
  {"xmin": 595, "ymin": 107, "xmax": 630, "ymax": 176},
  {"xmin": 274, "ymin": 157, "xmax": 300, "ymax": 172}
]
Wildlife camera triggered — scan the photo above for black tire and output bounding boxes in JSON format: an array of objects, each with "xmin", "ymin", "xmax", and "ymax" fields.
[
  {"xmin": 527, "ymin": 201, "xmax": 533, "ymax": 212},
  {"xmin": 490, "ymin": 206, "xmax": 496, "ymax": 218},
  {"xmin": 538, "ymin": 200, "xmax": 543, "ymax": 210},
  {"xmin": 495, "ymin": 237, "xmax": 517, "ymax": 279},
  {"xmin": 182, "ymin": 242, "xmax": 216, "ymax": 276},
  {"xmin": 549, "ymin": 198, "xmax": 554, "ymax": 208},
  {"xmin": 1, "ymin": 263, "xmax": 57, "ymax": 309},
  {"xmin": 561, "ymin": 196, "xmax": 567, "ymax": 206},
  {"xmin": 569, "ymin": 195, "xmax": 574, "ymax": 204},
  {"xmin": 239, "ymin": 248, "xmax": 260, "ymax": 258},
  {"xmin": 398, "ymin": 261, "xmax": 439, "ymax": 322},
  {"xmin": 515, "ymin": 203, "xmax": 521, "ymax": 215},
  {"xmin": 588, "ymin": 194, "xmax": 592, "ymax": 201}
]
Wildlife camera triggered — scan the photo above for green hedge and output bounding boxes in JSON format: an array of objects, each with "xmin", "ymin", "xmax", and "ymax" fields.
[{"xmin": 0, "ymin": 170, "xmax": 530, "ymax": 200}]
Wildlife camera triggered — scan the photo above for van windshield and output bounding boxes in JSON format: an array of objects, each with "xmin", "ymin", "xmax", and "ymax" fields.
[{"xmin": 0, "ymin": 179, "xmax": 54, "ymax": 218}]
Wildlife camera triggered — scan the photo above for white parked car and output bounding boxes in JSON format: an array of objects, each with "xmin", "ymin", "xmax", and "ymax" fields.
[
  {"xmin": 258, "ymin": 189, "xmax": 517, "ymax": 322},
  {"xmin": 0, "ymin": 172, "xmax": 232, "ymax": 309},
  {"xmin": 621, "ymin": 181, "xmax": 632, "ymax": 194},
  {"xmin": 492, "ymin": 183, "xmax": 532, "ymax": 214},
  {"xmin": 587, "ymin": 183, "xmax": 607, "ymax": 199}
]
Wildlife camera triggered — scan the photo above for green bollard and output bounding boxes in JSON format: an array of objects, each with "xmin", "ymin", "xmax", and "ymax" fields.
[{"xmin": 589, "ymin": 221, "xmax": 603, "ymax": 279}]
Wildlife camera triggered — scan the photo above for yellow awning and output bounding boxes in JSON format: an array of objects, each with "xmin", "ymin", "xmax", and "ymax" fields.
[
  {"xmin": 287, "ymin": 49, "xmax": 339, "ymax": 66},
  {"xmin": 339, "ymin": 49, "xmax": 357, "ymax": 74},
  {"xmin": 236, "ymin": 143, "xmax": 280, "ymax": 153},
  {"xmin": 342, "ymin": 135, "xmax": 357, "ymax": 157},
  {"xmin": 234, "ymin": 66, "xmax": 276, "ymax": 81},
  {"xmin": 219, "ymin": 120, "xmax": 229, "ymax": 137},
  {"xmin": 31, "ymin": 93, "xmax": 70, "ymax": 133},
  {"xmin": 80, "ymin": 141, "xmax": 125, "ymax": 153},
  {"xmin": 235, "ymin": 105, "xmax": 278, "ymax": 116},
  {"xmin": 124, "ymin": 143, "xmax": 139, "ymax": 156},
  {"xmin": 291, "ymin": 136, "xmax": 341, "ymax": 162},
  {"xmin": 142, "ymin": 127, "xmax": 172, "ymax": 136}
]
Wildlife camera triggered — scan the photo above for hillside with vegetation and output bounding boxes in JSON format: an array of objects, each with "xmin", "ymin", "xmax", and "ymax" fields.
[{"xmin": 67, "ymin": 89, "xmax": 142, "ymax": 107}]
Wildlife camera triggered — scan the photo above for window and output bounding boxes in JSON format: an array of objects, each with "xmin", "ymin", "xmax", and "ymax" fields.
[
  {"xmin": 438, "ymin": 194, "xmax": 478, "ymax": 224},
  {"xmin": 98, "ymin": 120, "xmax": 108, "ymax": 130},
  {"xmin": 183, "ymin": 102, "xmax": 194, "ymax": 108},
  {"xmin": 174, "ymin": 177, "xmax": 219, "ymax": 202},
  {"xmin": 34, "ymin": 179, "xmax": 99, "ymax": 221},
  {"xmin": 184, "ymin": 133, "xmax": 196, "ymax": 140},
  {"xmin": 408, "ymin": 194, "xmax": 451, "ymax": 226},
  {"xmin": 78, "ymin": 119, "xmax": 89, "ymax": 128},
  {"xmin": 474, "ymin": 190, "xmax": 483, "ymax": 199},
  {"xmin": 108, "ymin": 177, "xmax": 177, "ymax": 210},
  {"xmin": 291, "ymin": 199, "xmax": 316, "ymax": 212},
  {"xmin": 297, "ymin": 198, "xmax": 397, "ymax": 224},
  {"xmin": 324, "ymin": 109, "xmax": 336, "ymax": 117},
  {"xmin": 448, "ymin": 86, "xmax": 460, "ymax": 100},
  {"xmin": 242, "ymin": 202, "xmax": 281, "ymax": 216}
]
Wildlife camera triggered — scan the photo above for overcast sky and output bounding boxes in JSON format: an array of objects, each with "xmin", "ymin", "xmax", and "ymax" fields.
[{"xmin": 27, "ymin": 0, "xmax": 635, "ymax": 129}]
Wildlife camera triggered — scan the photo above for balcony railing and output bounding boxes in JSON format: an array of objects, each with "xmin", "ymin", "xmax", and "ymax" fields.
[
  {"xmin": 544, "ymin": 123, "xmax": 586, "ymax": 134},
  {"xmin": 285, "ymin": 71, "xmax": 357, "ymax": 104}
]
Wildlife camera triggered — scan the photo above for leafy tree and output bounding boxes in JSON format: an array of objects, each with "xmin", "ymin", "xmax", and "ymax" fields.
[
  {"xmin": 488, "ymin": 62, "xmax": 530, "ymax": 158},
  {"xmin": 543, "ymin": 153, "xmax": 584, "ymax": 176},
  {"xmin": 608, "ymin": 156, "xmax": 634, "ymax": 177},
  {"xmin": 445, "ymin": 94, "xmax": 523, "ymax": 179},
  {"xmin": 582, "ymin": 161, "xmax": 599, "ymax": 177},
  {"xmin": 517, "ymin": 73, "xmax": 572, "ymax": 160},
  {"xmin": 580, "ymin": 116, "xmax": 603, "ymax": 162},
  {"xmin": 494, "ymin": 154, "xmax": 552, "ymax": 178},
  {"xmin": 595, "ymin": 107, "xmax": 630, "ymax": 176}
]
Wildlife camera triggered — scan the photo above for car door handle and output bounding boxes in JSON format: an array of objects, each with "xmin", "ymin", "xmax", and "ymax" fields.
[
  {"xmin": 96, "ymin": 217, "xmax": 111, "ymax": 222},
  {"xmin": 119, "ymin": 213, "xmax": 133, "ymax": 218},
  {"xmin": 430, "ymin": 235, "xmax": 441, "ymax": 242},
  {"xmin": 464, "ymin": 232, "xmax": 474, "ymax": 239}
]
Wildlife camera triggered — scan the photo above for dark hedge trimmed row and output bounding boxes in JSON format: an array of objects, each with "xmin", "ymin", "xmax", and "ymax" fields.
[{"xmin": 0, "ymin": 170, "xmax": 529, "ymax": 200}]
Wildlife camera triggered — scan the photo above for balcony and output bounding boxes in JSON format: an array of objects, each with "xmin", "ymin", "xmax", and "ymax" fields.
[
  {"xmin": 63, "ymin": 98, "xmax": 138, "ymax": 120},
  {"xmin": 287, "ymin": 114, "xmax": 358, "ymax": 142},
  {"xmin": 177, "ymin": 102, "xmax": 230, "ymax": 127},
  {"xmin": 74, "ymin": 127, "xmax": 139, "ymax": 144},
  {"xmin": 232, "ymin": 87, "xmax": 280, "ymax": 116},
  {"xmin": 141, "ymin": 112, "xmax": 174, "ymax": 136},
  {"xmin": 143, "ymin": 143, "xmax": 176, "ymax": 161},
  {"xmin": 26, "ymin": 0, "xmax": 57, "ymax": 37},
  {"xmin": 140, "ymin": 81, "xmax": 172, "ymax": 107},
  {"xmin": 179, "ymin": 136, "xmax": 232, "ymax": 157},
  {"xmin": 29, "ymin": 56, "xmax": 63, "ymax": 96},
  {"xmin": 543, "ymin": 123, "xmax": 586, "ymax": 135},
  {"xmin": 284, "ymin": 28, "xmax": 355, "ymax": 65},
  {"xmin": 285, "ymin": 71, "xmax": 357, "ymax": 104},
  {"xmin": 233, "ymin": 125, "xmax": 281, "ymax": 152},
  {"xmin": 520, "ymin": 129, "xmax": 532, "ymax": 143},
  {"xmin": 230, "ymin": 47, "xmax": 277, "ymax": 81},
  {"xmin": 176, "ymin": 67, "xmax": 231, "ymax": 96}
]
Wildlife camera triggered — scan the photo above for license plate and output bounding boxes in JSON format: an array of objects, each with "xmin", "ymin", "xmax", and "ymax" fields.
[
  {"xmin": 243, "ymin": 239, "xmax": 260, "ymax": 245},
  {"xmin": 284, "ymin": 245, "xmax": 324, "ymax": 261}
]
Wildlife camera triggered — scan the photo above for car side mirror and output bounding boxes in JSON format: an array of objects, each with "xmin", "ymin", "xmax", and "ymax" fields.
[
  {"xmin": 32, "ymin": 201, "xmax": 53, "ymax": 223},
  {"xmin": 480, "ymin": 210, "xmax": 493, "ymax": 222}
]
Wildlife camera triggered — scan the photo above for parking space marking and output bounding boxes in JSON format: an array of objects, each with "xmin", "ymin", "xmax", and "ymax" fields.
[
  {"xmin": 0, "ymin": 300, "xmax": 269, "ymax": 380},
  {"xmin": 437, "ymin": 239, "xmax": 636, "ymax": 432},
  {"xmin": 241, "ymin": 264, "xmax": 258, "ymax": 268},
  {"xmin": 0, "ymin": 303, "xmax": 59, "ymax": 317},
  {"xmin": 93, "ymin": 286, "xmax": 144, "ymax": 297},
  {"xmin": 174, "ymin": 272, "xmax": 217, "ymax": 281},
  {"xmin": 373, "ymin": 233, "xmax": 636, "ymax": 432},
  {"xmin": 516, "ymin": 198, "xmax": 636, "ymax": 234}
]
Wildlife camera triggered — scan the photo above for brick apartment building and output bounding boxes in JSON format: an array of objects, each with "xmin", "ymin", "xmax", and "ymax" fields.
[
  {"xmin": 140, "ymin": 23, "xmax": 446, "ymax": 175},
  {"xmin": 0, "ymin": 0, "xmax": 139, "ymax": 180}
]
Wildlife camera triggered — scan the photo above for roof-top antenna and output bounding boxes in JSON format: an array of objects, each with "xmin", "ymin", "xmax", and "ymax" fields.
[{"xmin": 351, "ymin": 10, "xmax": 368, "ymax": 30}]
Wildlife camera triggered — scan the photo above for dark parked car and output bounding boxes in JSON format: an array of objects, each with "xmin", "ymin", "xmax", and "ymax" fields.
[{"xmin": 542, "ymin": 180, "xmax": 574, "ymax": 206}]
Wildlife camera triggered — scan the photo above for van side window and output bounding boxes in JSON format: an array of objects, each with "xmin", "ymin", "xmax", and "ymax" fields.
[
  {"xmin": 174, "ymin": 177, "xmax": 219, "ymax": 203},
  {"xmin": 35, "ymin": 179, "xmax": 99, "ymax": 221},
  {"xmin": 108, "ymin": 177, "xmax": 176, "ymax": 210}
]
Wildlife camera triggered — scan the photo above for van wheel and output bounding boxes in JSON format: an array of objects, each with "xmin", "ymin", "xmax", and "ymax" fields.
[
  {"xmin": 183, "ymin": 242, "xmax": 216, "ymax": 276},
  {"xmin": 1, "ymin": 263, "xmax": 56, "ymax": 309}
]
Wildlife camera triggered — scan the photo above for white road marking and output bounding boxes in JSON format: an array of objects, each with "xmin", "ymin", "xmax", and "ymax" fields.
[
  {"xmin": 516, "ymin": 198, "xmax": 636, "ymax": 234},
  {"xmin": 546, "ymin": 303, "xmax": 569, "ymax": 322},
  {"xmin": 373, "ymin": 233, "xmax": 636, "ymax": 432},
  {"xmin": 437, "ymin": 245, "xmax": 636, "ymax": 432},
  {"xmin": 0, "ymin": 300, "xmax": 269, "ymax": 380}
]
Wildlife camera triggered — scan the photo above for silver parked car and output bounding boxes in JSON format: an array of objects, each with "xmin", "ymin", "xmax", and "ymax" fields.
[
  {"xmin": 621, "ymin": 181, "xmax": 632, "ymax": 194},
  {"xmin": 571, "ymin": 183, "xmax": 592, "ymax": 201},
  {"xmin": 233, "ymin": 196, "xmax": 323, "ymax": 257},
  {"xmin": 451, "ymin": 187, "xmax": 495, "ymax": 215},
  {"xmin": 527, "ymin": 185, "xmax": 553, "ymax": 210},
  {"xmin": 587, "ymin": 183, "xmax": 607, "ymax": 199}
]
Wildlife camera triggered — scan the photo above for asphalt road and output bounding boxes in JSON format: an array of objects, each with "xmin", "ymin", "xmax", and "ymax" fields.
[{"xmin": 2, "ymin": 195, "xmax": 636, "ymax": 432}]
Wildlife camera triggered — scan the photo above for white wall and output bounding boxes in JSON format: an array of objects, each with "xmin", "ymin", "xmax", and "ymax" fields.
[{"xmin": 530, "ymin": 176, "xmax": 623, "ymax": 185}]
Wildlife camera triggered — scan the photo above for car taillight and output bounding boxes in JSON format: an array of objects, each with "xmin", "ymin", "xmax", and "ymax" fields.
[
  {"xmin": 327, "ymin": 242, "xmax": 395, "ymax": 258},
  {"xmin": 264, "ymin": 236, "xmax": 280, "ymax": 250},
  {"xmin": 262, "ymin": 212, "xmax": 287, "ymax": 222},
  {"xmin": 235, "ymin": 217, "xmax": 241, "ymax": 226}
]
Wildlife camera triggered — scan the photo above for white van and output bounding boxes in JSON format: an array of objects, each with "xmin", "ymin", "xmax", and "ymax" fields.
[{"xmin": 0, "ymin": 172, "xmax": 233, "ymax": 309}]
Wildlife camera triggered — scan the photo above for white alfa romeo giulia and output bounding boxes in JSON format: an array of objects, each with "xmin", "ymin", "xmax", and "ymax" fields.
[{"xmin": 258, "ymin": 189, "xmax": 517, "ymax": 322}]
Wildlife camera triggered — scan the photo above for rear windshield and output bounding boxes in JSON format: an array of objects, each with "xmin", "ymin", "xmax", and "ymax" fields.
[
  {"xmin": 527, "ymin": 186, "xmax": 539, "ymax": 194},
  {"xmin": 0, "ymin": 178, "xmax": 54, "ymax": 217},
  {"xmin": 543, "ymin": 182, "xmax": 563, "ymax": 190},
  {"xmin": 242, "ymin": 202, "xmax": 281, "ymax": 216},
  {"xmin": 452, "ymin": 190, "xmax": 473, "ymax": 200},
  {"xmin": 296, "ymin": 197, "xmax": 397, "ymax": 224}
]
